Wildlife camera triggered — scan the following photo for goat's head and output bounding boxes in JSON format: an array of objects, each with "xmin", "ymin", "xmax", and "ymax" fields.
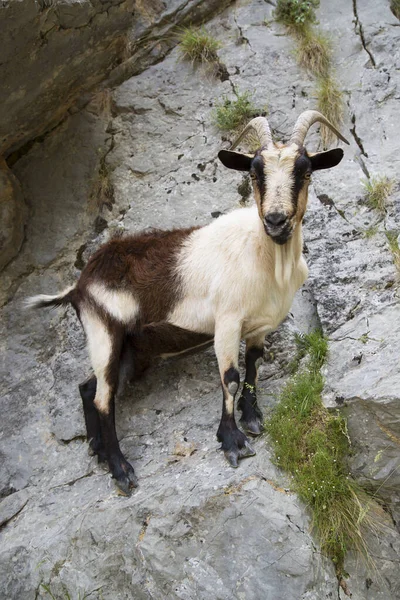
[{"xmin": 218, "ymin": 110, "xmax": 349, "ymax": 245}]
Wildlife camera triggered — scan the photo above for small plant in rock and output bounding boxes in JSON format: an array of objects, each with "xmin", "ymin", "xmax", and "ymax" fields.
[
  {"xmin": 316, "ymin": 75, "xmax": 344, "ymax": 146},
  {"xmin": 390, "ymin": 0, "xmax": 400, "ymax": 19},
  {"xmin": 297, "ymin": 28, "xmax": 331, "ymax": 77},
  {"xmin": 385, "ymin": 231, "xmax": 400, "ymax": 277},
  {"xmin": 274, "ymin": 0, "xmax": 320, "ymax": 30},
  {"xmin": 363, "ymin": 224, "xmax": 379, "ymax": 239},
  {"xmin": 363, "ymin": 175, "xmax": 394, "ymax": 213},
  {"xmin": 213, "ymin": 91, "xmax": 259, "ymax": 133},
  {"xmin": 266, "ymin": 329, "xmax": 382, "ymax": 580},
  {"xmin": 178, "ymin": 26, "xmax": 222, "ymax": 67}
]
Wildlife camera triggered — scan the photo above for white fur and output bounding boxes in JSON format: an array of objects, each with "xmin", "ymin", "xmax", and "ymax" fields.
[
  {"xmin": 168, "ymin": 206, "xmax": 308, "ymax": 342},
  {"xmin": 88, "ymin": 282, "xmax": 139, "ymax": 324},
  {"xmin": 24, "ymin": 285, "xmax": 75, "ymax": 309},
  {"xmin": 80, "ymin": 308, "xmax": 112, "ymax": 414}
]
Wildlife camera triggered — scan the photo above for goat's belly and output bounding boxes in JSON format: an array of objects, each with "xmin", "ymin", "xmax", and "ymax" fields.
[{"xmin": 167, "ymin": 297, "xmax": 215, "ymax": 335}]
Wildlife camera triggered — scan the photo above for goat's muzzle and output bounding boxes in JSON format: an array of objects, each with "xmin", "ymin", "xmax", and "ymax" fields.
[{"xmin": 263, "ymin": 212, "xmax": 292, "ymax": 245}]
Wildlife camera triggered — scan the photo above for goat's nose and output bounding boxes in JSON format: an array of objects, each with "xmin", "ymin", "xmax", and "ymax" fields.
[{"xmin": 265, "ymin": 212, "xmax": 288, "ymax": 228}]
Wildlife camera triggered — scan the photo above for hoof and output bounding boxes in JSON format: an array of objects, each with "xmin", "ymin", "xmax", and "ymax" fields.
[
  {"xmin": 114, "ymin": 470, "xmax": 138, "ymax": 496},
  {"xmin": 111, "ymin": 459, "xmax": 138, "ymax": 496},
  {"xmin": 223, "ymin": 439, "xmax": 256, "ymax": 468},
  {"xmin": 240, "ymin": 417, "xmax": 263, "ymax": 437}
]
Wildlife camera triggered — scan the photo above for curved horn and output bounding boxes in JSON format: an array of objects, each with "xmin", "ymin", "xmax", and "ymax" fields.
[
  {"xmin": 290, "ymin": 110, "xmax": 350, "ymax": 146},
  {"xmin": 230, "ymin": 117, "xmax": 274, "ymax": 150}
]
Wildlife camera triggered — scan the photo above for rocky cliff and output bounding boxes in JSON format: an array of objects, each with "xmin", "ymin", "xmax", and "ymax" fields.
[{"xmin": 1, "ymin": 1, "xmax": 400, "ymax": 599}]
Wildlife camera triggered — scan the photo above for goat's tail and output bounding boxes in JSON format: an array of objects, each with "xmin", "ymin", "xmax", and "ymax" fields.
[{"xmin": 25, "ymin": 285, "xmax": 76, "ymax": 310}]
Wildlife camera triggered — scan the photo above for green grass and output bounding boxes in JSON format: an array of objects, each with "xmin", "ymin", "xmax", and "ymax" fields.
[
  {"xmin": 363, "ymin": 176, "xmax": 394, "ymax": 213},
  {"xmin": 296, "ymin": 28, "xmax": 331, "ymax": 77},
  {"xmin": 390, "ymin": 0, "xmax": 400, "ymax": 19},
  {"xmin": 213, "ymin": 91, "xmax": 258, "ymax": 133},
  {"xmin": 266, "ymin": 329, "xmax": 378, "ymax": 578},
  {"xmin": 316, "ymin": 75, "xmax": 344, "ymax": 146},
  {"xmin": 178, "ymin": 26, "xmax": 222, "ymax": 67},
  {"xmin": 385, "ymin": 231, "xmax": 400, "ymax": 277},
  {"xmin": 274, "ymin": 0, "xmax": 320, "ymax": 31},
  {"xmin": 363, "ymin": 224, "xmax": 379, "ymax": 239}
]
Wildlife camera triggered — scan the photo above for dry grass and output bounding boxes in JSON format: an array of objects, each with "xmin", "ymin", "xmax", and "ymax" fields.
[
  {"xmin": 178, "ymin": 26, "xmax": 221, "ymax": 67},
  {"xmin": 385, "ymin": 231, "xmax": 400, "ymax": 278},
  {"xmin": 363, "ymin": 176, "xmax": 394, "ymax": 213},
  {"xmin": 296, "ymin": 28, "xmax": 331, "ymax": 77},
  {"xmin": 316, "ymin": 75, "xmax": 344, "ymax": 146}
]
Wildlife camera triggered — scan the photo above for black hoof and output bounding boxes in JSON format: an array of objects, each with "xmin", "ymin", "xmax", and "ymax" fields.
[
  {"xmin": 240, "ymin": 416, "xmax": 264, "ymax": 437},
  {"xmin": 224, "ymin": 439, "xmax": 255, "ymax": 467},
  {"xmin": 110, "ymin": 457, "xmax": 138, "ymax": 495},
  {"xmin": 217, "ymin": 422, "xmax": 256, "ymax": 468}
]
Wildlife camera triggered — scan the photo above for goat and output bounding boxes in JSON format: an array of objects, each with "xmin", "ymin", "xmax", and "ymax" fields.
[{"xmin": 27, "ymin": 110, "xmax": 349, "ymax": 495}]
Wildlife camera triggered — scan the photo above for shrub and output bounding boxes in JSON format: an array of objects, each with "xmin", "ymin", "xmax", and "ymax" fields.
[
  {"xmin": 274, "ymin": 0, "xmax": 320, "ymax": 29},
  {"xmin": 213, "ymin": 91, "xmax": 258, "ymax": 132}
]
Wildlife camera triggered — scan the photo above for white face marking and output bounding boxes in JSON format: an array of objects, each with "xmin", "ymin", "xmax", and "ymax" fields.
[
  {"xmin": 261, "ymin": 145, "xmax": 299, "ymax": 217},
  {"xmin": 81, "ymin": 308, "xmax": 112, "ymax": 414},
  {"xmin": 88, "ymin": 282, "xmax": 139, "ymax": 324}
]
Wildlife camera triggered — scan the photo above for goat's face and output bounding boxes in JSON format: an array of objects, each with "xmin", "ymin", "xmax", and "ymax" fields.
[{"xmin": 218, "ymin": 143, "xmax": 344, "ymax": 245}]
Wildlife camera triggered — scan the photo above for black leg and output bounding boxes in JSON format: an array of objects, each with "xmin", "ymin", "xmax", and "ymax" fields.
[
  {"xmin": 217, "ymin": 366, "xmax": 255, "ymax": 467},
  {"xmin": 237, "ymin": 340, "xmax": 264, "ymax": 436},
  {"xmin": 78, "ymin": 375, "xmax": 106, "ymax": 462}
]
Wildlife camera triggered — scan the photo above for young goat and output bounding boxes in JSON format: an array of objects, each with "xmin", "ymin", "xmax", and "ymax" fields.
[{"xmin": 27, "ymin": 110, "xmax": 349, "ymax": 494}]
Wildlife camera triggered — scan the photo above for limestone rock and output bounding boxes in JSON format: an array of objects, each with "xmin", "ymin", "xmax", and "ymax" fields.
[{"xmin": 0, "ymin": 159, "xmax": 27, "ymax": 271}]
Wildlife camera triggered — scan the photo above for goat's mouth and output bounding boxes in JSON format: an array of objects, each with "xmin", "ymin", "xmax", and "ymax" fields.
[{"xmin": 263, "ymin": 222, "xmax": 293, "ymax": 245}]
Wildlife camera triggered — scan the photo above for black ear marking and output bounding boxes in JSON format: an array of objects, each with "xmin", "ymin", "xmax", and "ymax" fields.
[
  {"xmin": 218, "ymin": 150, "xmax": 252, "ymax": 172},
  {"xmin": 309, "ymin": 148, "xmax": 344, "ymax": 171}
]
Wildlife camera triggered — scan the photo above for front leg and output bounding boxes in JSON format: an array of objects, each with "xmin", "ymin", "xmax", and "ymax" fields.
[
  {"xmin": 237, "ymin": 334, "xmax": 265, "ymax": 436},
  {"xmin": 214, "ymin": 315, "xmax": 255, "ymax": 468}
]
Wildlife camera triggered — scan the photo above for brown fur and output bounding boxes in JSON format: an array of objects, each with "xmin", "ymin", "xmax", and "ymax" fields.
[{"xmin": 77, "ymin": 227, "xmax": 198, "ymax": 324}]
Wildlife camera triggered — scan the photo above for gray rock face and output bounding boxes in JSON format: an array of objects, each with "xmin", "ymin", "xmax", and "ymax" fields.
[
  {"xmin": 0, "ymin": 0, "xmax": 135, "ymax": 157},
  {"xmin": 1, "ymin": 0, "xmax": 400, "ymax": 599},
  {"xmin": 0, "ymin": 160, "xmax": 27, "ymax": 271}
]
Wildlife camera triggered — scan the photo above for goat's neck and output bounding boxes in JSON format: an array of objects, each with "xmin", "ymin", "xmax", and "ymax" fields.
[{"xmin": 260, "ymin": 220, "xmax": 304, "ymax": 288}]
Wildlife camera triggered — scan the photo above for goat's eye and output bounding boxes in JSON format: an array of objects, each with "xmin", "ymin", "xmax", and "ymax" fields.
[
  {"xmin": 304, "ymin": 172, "xmax": 311, "ymax": 180},
  {"xmin": 250, "ymin": 171, "xmax": 257, "ymax": 180}
]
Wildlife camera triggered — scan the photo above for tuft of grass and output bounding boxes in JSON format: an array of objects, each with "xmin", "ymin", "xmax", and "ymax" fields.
[
  {"xmin": 178, "ymin": 26, "xmax": 222, "ymax": 67},
  {"xmin": 363, "ymin": 224, "xmax": 379, "ymax": 239},
  {"xmin": 266, "ymin": 329, "xmax": 378, "ymax": 577},
  {"xmin": 363, "ymin": 176, "xmax": 394, "ymax": 213},
  {"xmin": 213, "ymin": 91, "xmax": 258, "ymax": 133},
  {"xmin": 296, "ymin": 28, "xmax": 331, "ymax": 77},
  {"xmin": 385, "ymin": 231, "xmax": 400, "ymax": 276},
  {"xmin": 390, "ymin": 0, "xmax": 400, "ymax": 19},
  {"xmin": 274, "ymin": 0, "xmax": 320, "ymax": 31},
  {"xmin": 316, "ymin": 75, "xmax": 344, "ymax": 146}
]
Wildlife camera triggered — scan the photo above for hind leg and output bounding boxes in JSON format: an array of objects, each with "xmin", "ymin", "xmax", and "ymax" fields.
[
  {"xmin": 79, "ymin": 376, "xmax": 106, "ymax": 462},
  {"xmin": 81, "ymin": 309, "xmax": 137, "ymax": 494}
]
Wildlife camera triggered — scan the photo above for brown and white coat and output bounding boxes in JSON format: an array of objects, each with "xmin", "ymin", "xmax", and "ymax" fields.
[{"xmin": 27, "ymin": 110, "xmax": 349, "ymax": 494}]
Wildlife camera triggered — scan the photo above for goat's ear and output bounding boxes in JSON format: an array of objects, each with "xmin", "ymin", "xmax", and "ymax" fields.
[
  {"xmin": 218, "ymin": 150, "xmax": 252, "ymax": 172},
  {"xmin": 309, "ymin": 148, "xmax": 344, "ymax": 171}
]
